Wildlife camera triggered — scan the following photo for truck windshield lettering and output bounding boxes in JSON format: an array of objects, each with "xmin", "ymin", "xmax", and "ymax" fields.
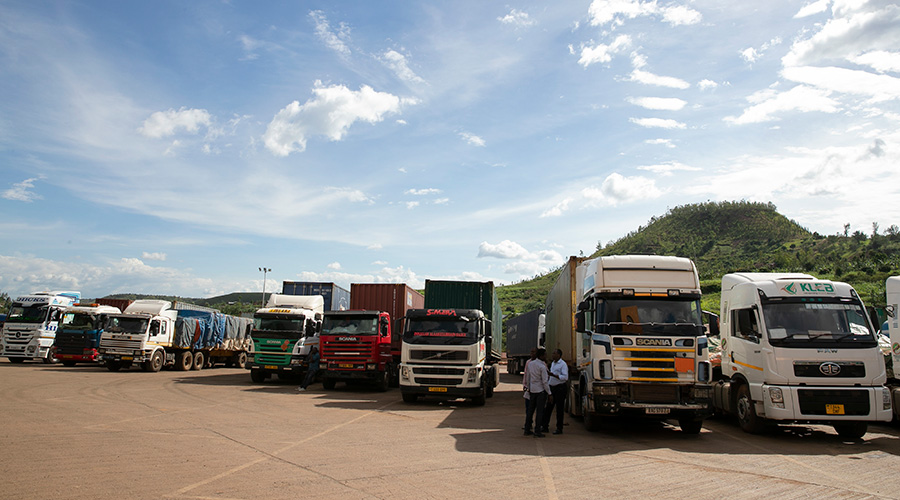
[
  {"xmin": 762, "ymin": 300, "xmax": 875, "ymax": 347},
  {"xmin": 404, "ymin": 319, "xmax": 478, "ymax": 345}
]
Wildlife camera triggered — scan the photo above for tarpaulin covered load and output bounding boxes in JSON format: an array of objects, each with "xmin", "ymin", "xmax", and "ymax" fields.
[{"xmin": 174, "ymin": 310, "xmax": 251, "ymax": 351}]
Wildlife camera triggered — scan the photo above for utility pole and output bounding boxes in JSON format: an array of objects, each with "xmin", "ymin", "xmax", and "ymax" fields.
[{"xmin": 259, "ymin": 267, "xmax": 271, "ymax": 307}]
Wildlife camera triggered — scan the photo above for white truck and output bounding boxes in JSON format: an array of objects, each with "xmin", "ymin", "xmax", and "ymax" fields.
[
  {"xmin": 883, "ymin": 276, "xmax": 900, "ymax": 418},
  {"xmin": 99, "ymin": 300, "xmax": 252, "ymax": 372},
  {"xmin": 2, "ymin": 291, "xmax": 81, "ymax": 363},
  {"xmin": 711, "ymin": 272, "xmax": 892, "ymax": 439},
  {"xmin": 549, "ymin": 255, "xmax": 713, "ymax": 434},
  {"xmin": 246, "ymin": 294, "xmax": 323, "ymax": 383}
]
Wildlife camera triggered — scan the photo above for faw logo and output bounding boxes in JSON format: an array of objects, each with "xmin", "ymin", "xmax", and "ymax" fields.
[
  {"xmin": 782, "ymin": 282, "xmax": 835, "ymax": 295},
  {"xmin": 636, "ymin": 338, "xmax": 672, "ymax": 346}
]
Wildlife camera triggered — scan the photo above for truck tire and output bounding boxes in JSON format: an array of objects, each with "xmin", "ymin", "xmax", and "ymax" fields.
[
  {"xmin": 582, "ymin": 392, "xmax": 601, "ymax": 432},
  {"xmin": 402, "ymin": 392, "xmax": 418, "ymax": 403},
  {"xmin": 62, "ymin": 361, "xmax": 77, "ymax": 367},
  {"xmin": 175, "ymin": 351, "xmax": 192, "ymax": 371},
  {"xmin": 192, "ymin": 351, "xmax": 205, "ymax": 371},
  {"xmin": 106, "ymin": 361, "xmax": 122, "ymax": 372},
  {"xmin": 250, "ymin": 369, "xmax": 266, "ymax": 383},
  {"xmin": 322, "ymin": 378, "xmax": 337, "ymax": 390},
  {"xmin": 375, "ymin": 371, "xmax": 389, "ymax": 392},
  {"xmin": 833, "ymin": 422, "xmax": 867, "ymax": 440},
  {"xmin": 472, "ymin": 385, "xmax": 486, "ymax": 406},
  {"xmin": 678, "ymin": 417, "xmax": 703, "ymax": 435},
  {"xmin": 8, "ymin": 358, "xmax": 25, "ymax": 364},
  {"xmin": 235, "ymin": 351, "xmax": 248, "ymax": 369},
  {"xmin": 143, "ymin": 350, "xmax": 164, "ymax": 373},
  {"xmin": 43, "ymin": 347, "xmax": 59, "ymax": 364},
  {"xmin": 735, "ymin": 384, "xmax": 767, "ymax": 434}
]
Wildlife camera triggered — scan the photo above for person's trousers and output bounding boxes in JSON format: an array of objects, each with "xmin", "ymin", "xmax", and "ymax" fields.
[
  {"xmin": 524, "ymin": 391, "xmax": 547, "ymax": 433},
  {"xmin": 543, "ymin": 383, "xmax": 567, "ymax": 431}
]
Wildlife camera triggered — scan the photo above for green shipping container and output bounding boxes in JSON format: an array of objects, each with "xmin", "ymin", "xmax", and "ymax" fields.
[{"xmin": 423, "ymin": 280, "xmax": 502, "ymax": 355}]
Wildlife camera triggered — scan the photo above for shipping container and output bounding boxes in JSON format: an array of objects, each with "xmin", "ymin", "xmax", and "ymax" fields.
[
  {"xmin": 349, "ymin": 283, "xmax": 424, "ymax": 353},
  {"xmin": 423, "ymin": 280, "xmax": 502, "ymax": 355},
  {"xmin": 282, "ymin": 281, "xmax": 350, "ymax": 311},
  {"xmin": 544, "ymin": 256, "xmax": 588, "ymax": 363}
]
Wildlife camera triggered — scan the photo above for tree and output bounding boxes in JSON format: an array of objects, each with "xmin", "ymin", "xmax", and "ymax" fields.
[{"xmin": 0, "ymin": 292, "xmax": 11, "ymax": 314}]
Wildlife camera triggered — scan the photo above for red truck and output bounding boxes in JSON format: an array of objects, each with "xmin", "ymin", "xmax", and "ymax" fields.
[{"xmin": 319, "ymin": 284, "xmax": 424, "ymax": 391}]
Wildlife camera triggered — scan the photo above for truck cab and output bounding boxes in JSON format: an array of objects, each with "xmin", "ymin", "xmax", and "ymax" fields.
[
  {"xmin": 319, "ymin": 310, "xmax": 393, "ymax": 391},
  {"xmin": 99, "ymin": 300, "xmax": 178, "ymax": 372},
  {"xmin": 399, "ymin": 308, "xmax": 499, "ymax": 405},
  {"xmin": 713, "ymin": 273, "xmax": 892, "ymax": 439},
  {"xmin": 2, "ymin": 291, "xmax": 81, "ymax": 364},
  {"xmin": 247, "ymin": 294, "xmax": 323, "ymax": 383},
  {"xmin": 54, "ymin": 303, "xmax": 122, "ymax": 366}
]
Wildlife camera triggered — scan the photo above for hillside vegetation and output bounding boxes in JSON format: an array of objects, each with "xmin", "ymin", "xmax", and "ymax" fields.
[{"xmin": 498, "ymin": 201, "xmax": 900, "ymax": 321}]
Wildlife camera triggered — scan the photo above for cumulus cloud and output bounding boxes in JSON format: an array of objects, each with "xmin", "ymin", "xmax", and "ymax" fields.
[
  {"xmin": 294, "ymin": 265, "xmax": 424, "ymax": 289},
  {"xmin": 477, "ymin": 240, "xmax": 564, "ymax": 278},
  {"xmin": 478, "ymin": 240, "xmax": 529, "ymax": 259},
  {"xmin": 740, "ymin": 37, "xmax": 782, "ymax": 64},
  {"xmin": 310, "ymin": 10, "xmax": 350, "ymax": 57},
  {"xmin": 850, "ymin": 51, "xmax": 900, "ymax": 73},
  {"xmin": 629, "ymin": 69, "xmax": 691, "ymax": 89},
  {"xmin": 629, "ymin": 117, "xmax": 686, "ymax": 129},
  {"xmin": 637, "ymin": 161, "xmax": 701, "ymax": 176},
  {"xmin": 698, "ymin": 79, "xmax": 719, "ymax": 90},
  {"xmin": 540, "ymin": 198, "xmax": 571, "ymax": 218},
  {"xmin": 382, "ymin": 50, "xmax": 426, "ymax": 85},
  {"xmin": 459, "ymin": 132, "xmax": 486, "ymax": 147},
  {"xmin": 139, "ymin": 107, "xmax": 211, "ymax": 138},
  {"xmin": 141, "ymin": 252, "xmax": 167, "ymax": 261},
  {"xmin": 724, "ymin": 85, "xmax": 840, "ymax": 124},
  {"xmin": 626, "ymin": 96, "xmax": 687, "ymax": 111},
  {"xmin": 575, "ymin": 34, "xmax": 632, "ymax": 67},
  {"xmin": 405, "ymin": 188, "xmax": 441, "ymax": 195},
  {"xmin": 327, "ymin": 262, "xmax": 341, "ymax": 270},
  {"xmin": 795, "ymin": 0, "xmax": 831, "ymax": 18},
  {"xmin": 782, "ymin": 65, "xmax": 900, "ymax": 103},
  {"xmin": 587, "ymin": 0, "xmax": 701, "ymax": 27},
  {"xmin": 3, "ymin": 177, "xmax": 43, "ymax": 202},
  {"xmin": 582, "ymin": 173, "xmax": 663, "ymax": 206},
  {"xmin": 645, "ymin": 138, "xmax": 676, "ymax": 148},
  {"xmin": 263, "ymin": 82, "xmax": 414, "ymax": 156},
  {"xmin": 498, "ymin": 9, "xmax": 536, "ymax": 27}
]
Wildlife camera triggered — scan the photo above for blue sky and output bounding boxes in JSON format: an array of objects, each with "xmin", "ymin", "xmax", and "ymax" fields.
[{"xmin": 1, "ymin": 0, "xmax": 899, "ymax": 299}]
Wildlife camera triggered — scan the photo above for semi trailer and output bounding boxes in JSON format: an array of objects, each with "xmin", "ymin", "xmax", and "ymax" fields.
[{"xmin": 505, "ymin": 309, "xmax": 544, "ymax": 375}]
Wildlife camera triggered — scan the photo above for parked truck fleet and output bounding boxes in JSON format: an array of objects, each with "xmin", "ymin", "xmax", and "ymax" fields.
[{"xmin": 1, "ymin": 290, "xmax": 81, "ymax": 364}]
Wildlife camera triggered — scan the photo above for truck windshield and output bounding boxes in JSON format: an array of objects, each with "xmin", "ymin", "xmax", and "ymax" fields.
[
  {"xmin": 61, "ymin": 312, "xmax": 99, "ymax": 330},
  {"xmin": 597, "ymin": 298, "xmax": 704, "ymax": 336},
  {"xmin": 7, "ymin": 305, "xmax": 48, "ymax": 324},
  {"xmin": 403, "ymin": 318, "xmax": 479, "ymax": 345},
  {"xmin": 106, "ymin": 316, "xmax": 148, "ymax": 334},
  {"xmin": 252, "ymin": 315, "xmax": 307, "ymax": 339},
  {"xmin": 763, "ymin": 299, "xmax": 876, "ymax": 347},
  {"xmin": 322, "ymin": 317, "xmax": 377, "ymax": 335}
]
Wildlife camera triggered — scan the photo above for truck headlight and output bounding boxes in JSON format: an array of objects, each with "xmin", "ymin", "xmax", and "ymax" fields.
[
  {"xmin": 133, "ymin": 350, "xmax": 143, "ymax": 357},
  {"xmin": 691, "ymin": 386, "xmax": 712, "ymax": 400},
  {"xmin": 366, "ymin": 363, "xmax": 376, "ymax": 370},
  {"xmin": 884, "ymin": 387, "xmax": 893, "ymax": 411},
  {"xmin": 598, "ymin": 384, "xmax": 618, "ymax": 396},
  {"xmin": 768, "ymin": 387, "xmax": 784, "ymax": 408},
  {"xmin": 599, "ymin": 360, "xmax": 612, "ymax": 379},
  {"xmin": 290, "ymin": 357, "xmax": 302, "ymax": 366},
  {"xmin": 467, "ymin": 368, "xmax": 478, "ymax": 383},
  {"xmin": 401, "ymin": 366, "xmax": 410, "ymax": 379}
]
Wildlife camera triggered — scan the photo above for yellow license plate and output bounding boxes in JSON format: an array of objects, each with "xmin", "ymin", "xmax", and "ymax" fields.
[
  {"xmin": 121, "ymin": 356, "xmax": 133, "ymax": 361},
  {"xmin": 826, "ymin": 404, "xmax": 845, "ymax": 415},
  {"xmin": 264, "ymin": 365, "xmax": 278, "ymax": 370},
  {"xmin": 428, "ymin": 387, "xmax": 448, "ymax": 393},
  {"xmin": 339, "ymin": 363, "xmax": 354, "ymax": 368}
]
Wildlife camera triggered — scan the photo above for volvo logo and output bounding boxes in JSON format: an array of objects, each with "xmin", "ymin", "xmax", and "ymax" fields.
[{"xmin": 819, "ymin": 362, "xmax": 841, "ymax": 376}]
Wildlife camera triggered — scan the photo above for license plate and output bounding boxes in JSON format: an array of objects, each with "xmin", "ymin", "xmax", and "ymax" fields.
[
  {"xmin": 264, "ymin": 365, "xmax": 278, "ymax": 370},
  {"xmin": 826, "ymin": 404, "xmax": 845, "ymax": 415},
  {"xmin": 121, "ymin": 356, "xmax": 133, "ymax": 361},
  {"xmin": 339, "ymin": 363, "xmax": 354, "ymax": 368},
  {"xmin": 646, "ymin": 408, "xmax": 670, "ymax": 415},
  {"xmin": 428, "ymin": 387, "xmax": 448, "ymax": 393}
]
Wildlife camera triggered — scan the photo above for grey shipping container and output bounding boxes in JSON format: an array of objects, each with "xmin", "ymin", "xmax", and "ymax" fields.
[
  {"xmin": 349, "ymin": 283, "xmax": 424, "ymax": 354},
  {"xmin": 423, "ymin": 280, "xmax": 502, "ymax": 356},
  {"xmin": 506, "ymin": 309, "xmax": 542, "ymax": 357},
  {"xmin": 282, "ymin": 281, "xmax": 351, "ymax": 311},
  {"xmin": 544, "ymin": 256, "xmax": 588, "ymax": 364}
]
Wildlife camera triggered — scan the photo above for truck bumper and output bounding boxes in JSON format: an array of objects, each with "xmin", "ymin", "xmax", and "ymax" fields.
[
  {"xmin": 400, "ymin": 385, "xmax": 484, "ymax": 398},
  {"xmin": 758, "ymin": 384, "xmax": 892, "ymax": 423},
  {"xmin": 591, "ymin": 382, "xmax": 713, "ymax": 419},
  {"xmin": 57, "ymin": 351, "xmax": 100, "ymax": 362},
  {"xmin": 245, "ymin": 362, "xmax": 306, "ymax": 374},
  {"xmin": 320, "ymin": 369, "xmax": 381, "ymax": 381}
]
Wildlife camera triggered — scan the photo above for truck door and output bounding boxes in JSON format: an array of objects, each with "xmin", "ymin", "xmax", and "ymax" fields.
[{"xmin": 729, "ymin": 307, "xmax": 765, "ymax": 388}]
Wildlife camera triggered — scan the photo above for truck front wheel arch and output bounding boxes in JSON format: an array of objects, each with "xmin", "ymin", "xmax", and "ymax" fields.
[{"xmin": 735, "ymin": 383, "xmax": 767, "ymax": 434}]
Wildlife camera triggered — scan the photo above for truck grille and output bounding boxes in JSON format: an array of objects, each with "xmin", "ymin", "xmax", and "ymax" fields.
[
  {"xmin": 630, "ymin": 384, "xmax": 680, "ymax": 403},
  {"xmin": 56, "ymin": 333, "xmax": 92, "ymax": 354},
  {"xmin": 797, "ymin": 389, "xmax": 870, "ymax": 416},
  {"xmin": 321, "ymin": 337, "xmax": 375, "ymax": 361},
  {"xmin": 413, "ymin": 367, "xmax": 466, "ymax": 376},
  {"xmin": 100, "ymin": 339, "xmax": 141, "ymax": 351},
  {"xmin": 612, "ymin": 342, "xmax": 694, "ymax": 382},
  {"xmin": 793, "ymin": 362, "xmax": 866, "ymax": 378},
  {"xmin": 408, "ymin": 350, "xmax": 468, "ymax": 362},
  {"xmin": 414, "ymin": 377, "xmax": 464, "ymax": 386}
]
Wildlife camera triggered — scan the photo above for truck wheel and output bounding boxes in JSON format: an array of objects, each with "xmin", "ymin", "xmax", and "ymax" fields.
[
  {"xmin": 143, "ymin": 350, "xmax": 164, "ymax": 373},
  {"xmin": 8, "ymin": 358, "xmax": 25, "ymax": 364},
  {"xmin": 735, "ymin": 384, "xmax": 767, "ymax": 434},
  {"xmin": 402, "ymin": 392, "xmax": 418, "ymax": 403},
  {"xmin": 834, "ymin": 422, "xmax": 867, "ymax": 440},
  {"xmin": 582, "ymin": 392, "xmax": 601, "ymax": 432},
  {"xmin": 175, "ymin": 351, "xmax": 192, "ymax": 371},
  {"xmin": 485, "ymin": 376, "xmax": 495, "ymax": 398},
  {"xmin": 235, "ymin": 351, "xmax": 248, "ymax": 369},
  {"xmin": 678, "ymin": 418, "xmax": 703, "ymax": 435},
  {"xmin": 192, "ymin": 351, "xmax": 205, "ymax": 371},
  {"xmin": 106, "ymin": 361, "xmax": 122, "ymax": 372},
  {"xmin": 322, "ymin": 378, "xmax": 336, "ymax": 390},
  {"xmin": 43, "ymin": 347, "xmax": 59, "ymax": 364},
  {"xmin": 62, "ymin": 361, "xmax": 77, "ymax": 367},
  {"xmin": 472, "ymin": 387, "xmax": 486, "ymax": 406},
  {"xmin": 375, "ymin": 371, "xmax": 389, "ymax": 392},
  {"xmin": 250, "ymin": 369, "xmax": 266, "ymax": 383}
]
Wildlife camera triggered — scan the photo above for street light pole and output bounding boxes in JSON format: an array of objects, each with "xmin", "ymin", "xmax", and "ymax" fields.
[{"xmin": 258, "ymin": 267, "xmax": 271, "ymax": 307}]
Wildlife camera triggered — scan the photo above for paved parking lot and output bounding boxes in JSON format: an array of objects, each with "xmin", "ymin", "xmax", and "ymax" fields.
[{"xmin": 2, "ymin": 360, "xmax": 900, "ymax": 499}]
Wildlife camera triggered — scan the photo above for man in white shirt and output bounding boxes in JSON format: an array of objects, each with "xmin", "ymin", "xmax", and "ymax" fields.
[
  {"xmin": 542, "ymin": 349, "xmax": 568, "ymax": 434},
  {"xmin": 524, "ymin": 348, "xmax": 552, "ymax": 437}
]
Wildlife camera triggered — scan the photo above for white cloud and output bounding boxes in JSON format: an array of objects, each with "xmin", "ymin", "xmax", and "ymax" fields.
[
  {"xmin": 637, "ymin": 161, "xmax": 701, "ymax": 176},
  {"xmin": 141, "ymin": 252, "xmax": 167, "ymax": 261},
  {"xmin": 3, "ymin": 177, "xmax": 43, "ymax": 202},
  {"xmin": 498, "ymin": 9, "xmax": 536, "ymax": 27},
  {"xmin": 309, "ymin": 10, "xmax": 350, "ymax": 57},
  {"xmin": 582, "ymin": 173, "xmax": 663, "ymax": 206},
  {"xmin": 698, "ymin": 79, "xmax": 719, "ymax": 90},
  {"xmin": 661, "ymin": 4, "xmax": 702, "ymax": 26},
  {"xmin": 459, "ymin": 132, "xmax": 486, "ymax": 147},
  {"xmin": 629, "ymin": 117, "xmax": 686, "ymax": 129},
  {"xmin": 724, "ymin": 84, "xmax": 840, "ymax": 124},
  {"xmin": 540, "ymin": 198, "xmax": 571, "ymax": 218},
  {"xmin": 795, "ymin": 0, "xmax": 831, "ymax": 18},
  {"xmin": 626, "ymin": 96, "xmax": 687, "ymax": 111},
  {"xmin": 576, "ymin": 35, "xmax": 632, "ymax": 67},
  {"xmin": 645, "ymin": 138, "xmax": 676, "ymax": 148},
  {"xmin": 327, "ymin": 261, "xmax": 341, "ymax": 270},
  {"xmin": 741, "ymin": 37, "xmax": 782, "ymax": 64},
  {"xmin": 587, "ymin": 0, "xmax": 701, "ymax": 27},
  {"xmin": 405, "ymin": 201, "xmax": 420, "ymax": 209},
  {"xmin": 382, "ymin": 50, "xmax": 426, "ymax": 85},
  {"xmin": 850, "ymin": 51, "xmax": 900, "ymax": 73},
  {"xmin": 478, "ymin": 240, "xmax": 529, "ymax": 259},
  {"xmin": 433, "ymin": 198, "xmax": 450, "ymax": 205},
  {"xmin": 139, "ymin": 107, "xmax": 211, "ymax": 138},
  {"xmin": 263, "ymin": 82, "xmax": 413, "ymax": 156},
  {"xmin": 294, "ymin": 265, "xmax": 424, "ymax": 290},
  {"xmin": 477, "ymin": 240, "xmax": 564, "ymax": 279},
  {"xmin": 629, "ymin": 69, "xmax": 691, "ymax": 89},
  {"xmin": 741, "ymin": 47, "xmax": 760, "ymax": 64},
  {"xmin": 782, "ymin": 65, "xmax": 900, "ymax": 102},
  {"xmin": 405, "ymin": 188, "xmax": 441, "ymax": 195}
]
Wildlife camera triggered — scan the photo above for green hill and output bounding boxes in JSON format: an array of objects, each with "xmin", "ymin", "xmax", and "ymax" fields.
[{"xmin": 498, "ymin": 201, "xmax": 900, "ymax": 321}]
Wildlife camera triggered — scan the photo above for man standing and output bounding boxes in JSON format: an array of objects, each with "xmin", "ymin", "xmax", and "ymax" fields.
[
  {"xmin": 542, "ymin": 349, "xmax": 568, "ymax": 434},
  {"xmin": 297, "ymin": 346, "xmax": 320, "ymax": 392},
  {"xmin": 523, "ymin": 348, "xmax": 551, "ymax": 437}
]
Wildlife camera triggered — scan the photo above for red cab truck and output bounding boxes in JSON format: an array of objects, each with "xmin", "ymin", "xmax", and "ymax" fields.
[{"xmin": 319, "ymin": 283, "xmax": 424, "ymax": 391}]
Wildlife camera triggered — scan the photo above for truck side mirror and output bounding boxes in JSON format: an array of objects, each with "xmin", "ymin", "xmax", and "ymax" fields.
[
  {"xmin": 887, "ymin": 305, "xmax": 896, "ymax": 319},
  {"xmin": 575, "ymin": 311, "xmax": 585, "ymax": 332},
  {"xmin": 704, "ymin": 311, "xmax": 720, "ymax": 337}
]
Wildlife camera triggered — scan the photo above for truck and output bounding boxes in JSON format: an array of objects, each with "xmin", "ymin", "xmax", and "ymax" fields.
[
  {"xmin": 54, "ymin": 303, "xmax": 123, "ymax": 366},
  {"xmin": 246, "ymin": 294, "xmax": 323, "ymax": 383},
  {"xmin": 546, "ymin": 255, "xmax": 712, "ymax": 434},
  {"xmin": 399, "ymin": 280, "xmax": 502, "ymax": 405},
  {"xmin": 99, "ymin": 300, "xmax": 252, "ymax": 372},
  {"xmin": 505, "ymin": 309, "xmax": 544, "ymax": 375},
  {"xmin": 880, "ymin": 276, "xmax": 900, "ymax": 419},
  {"xmin": 711, "ymin": 272, "xmax": 892, "ymax": 439},
  {"xmin": 2, "ymin": 291, "xmax": 81, "ymax": 363},
  {"xmin": 319, "ymin": 283, "xmax": 424, "ymax": 391}
]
